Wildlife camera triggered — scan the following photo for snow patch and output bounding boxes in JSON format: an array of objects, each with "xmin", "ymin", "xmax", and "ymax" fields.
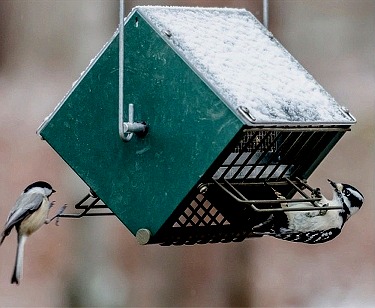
[{"xmin": 137, "ymin": 6, "xmax": 354, "ymax": 124}]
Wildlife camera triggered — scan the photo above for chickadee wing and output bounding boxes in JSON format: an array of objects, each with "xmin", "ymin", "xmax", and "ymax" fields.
[{"xmin": 3, "ymin": 193, "xmax": 45, "ymax": 234}]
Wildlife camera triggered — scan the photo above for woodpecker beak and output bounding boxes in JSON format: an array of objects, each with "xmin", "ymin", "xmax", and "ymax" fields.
[
  {"xmin": 327, "ymin": 179, "xmax": 342, "ymax": 197},
  {"xmin": 327, "ymin": 179, "xmax": 337, "ymax": 188}
]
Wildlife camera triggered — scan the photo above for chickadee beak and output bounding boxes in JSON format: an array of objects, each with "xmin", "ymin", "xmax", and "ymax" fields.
[{"xmin": 52, "ymin": 189, "xmax": 56, "ymax": 193}]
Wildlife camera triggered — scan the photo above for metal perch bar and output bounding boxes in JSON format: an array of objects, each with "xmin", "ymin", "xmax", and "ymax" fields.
[
  {"xmin": 212, "ymin": 179, "xmax": 342, "ymax": 213},
  {"xmin": 285, "ymin": 177, "xmax": 311, "ymax": 199},
  {"xmin": 58, "ymin": 192, "xmax": 114, "ymax": 218}
]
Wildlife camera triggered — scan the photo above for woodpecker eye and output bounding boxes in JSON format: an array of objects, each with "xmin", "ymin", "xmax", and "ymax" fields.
[{"xmin": 343, "ymin": 189, "xmax": 351, "ymax": 197}]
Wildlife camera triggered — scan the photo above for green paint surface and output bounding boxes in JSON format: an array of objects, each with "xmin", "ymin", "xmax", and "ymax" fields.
[{"xmin": 39, "ymin": 12, "xmax": 242, "ymax": 235}]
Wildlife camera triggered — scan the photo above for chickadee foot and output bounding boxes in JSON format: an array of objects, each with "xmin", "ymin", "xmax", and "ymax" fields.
[
  {"xmin": 49, "ymin": 200, "xmax": 56, "ymax": 209},
  {"xmin": 45, "ymin": 204, "xmax": 67, "ymax": 226},
  {"xmin": 54, "ymin": 204, "xmax": 67, "ymax": 226}
]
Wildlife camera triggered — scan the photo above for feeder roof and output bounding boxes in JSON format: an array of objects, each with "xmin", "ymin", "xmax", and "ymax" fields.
[{"xmin": 136, "ymin": 6, "xmax": 355, "ymax": 125}]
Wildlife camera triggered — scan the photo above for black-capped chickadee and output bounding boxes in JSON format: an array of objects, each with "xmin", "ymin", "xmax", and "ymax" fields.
[{"xmin": 0, "ymin": 181, "xmax": 66, "ymax": 284}]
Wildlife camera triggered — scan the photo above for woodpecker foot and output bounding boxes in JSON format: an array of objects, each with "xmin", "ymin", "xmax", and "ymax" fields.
[
  {"xmin": 319, "ymin": 203, "xmax": 329, "ymax": 216},
  {"xmin": 312, "ymin": 187, "xmax": 322, "ymax": 198}
]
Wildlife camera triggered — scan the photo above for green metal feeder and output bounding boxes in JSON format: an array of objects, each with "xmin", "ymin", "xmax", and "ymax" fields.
[{"xmin": 37, "ymin": 6, "xmax": 356, "ymax": 245}]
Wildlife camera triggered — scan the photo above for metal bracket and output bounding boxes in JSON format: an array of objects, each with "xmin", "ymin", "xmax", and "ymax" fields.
[
  {"xmin": 58, "ymin": 190, "xmax": 114, "ymax": 218},
  {"xmin": 121, "ymin": 104, "xmax": 148, "ymax": 142},
  {"xmin": 212, "ymin": 178, "xmax": 342, "ymax": 213}
]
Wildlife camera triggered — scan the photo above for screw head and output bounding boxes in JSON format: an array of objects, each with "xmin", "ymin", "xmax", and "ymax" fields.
[
  {"xmin": 162, "ymin": 29, "xmax": 172, "ymax": 38},
  {"xmin": 136, "ymin": 228, "xmax": 151, "ymax": 245},
  {"xmin": 238, "ymin": 105, "xmax": 256, "ymax": 122},
  {"xmin": 341, "ymin": 106, "xmax": 350, "ymax": 114},
  {"xmin": 198, "ymin": 183, "xmax": 208, "ymax": 194}
]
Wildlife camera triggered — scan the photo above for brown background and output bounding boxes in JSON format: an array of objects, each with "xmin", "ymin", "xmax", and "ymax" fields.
[{"xmin": 0, "ymin": 0, "xmax": 373, "ymax": 306}]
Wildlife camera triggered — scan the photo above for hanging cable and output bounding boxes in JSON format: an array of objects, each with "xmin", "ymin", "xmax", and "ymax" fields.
[
  {"xmin": 119, "ymin": 0, "xmax": 127, "ymax": 141},
  {"xmin": 263, "ymin": 0, "xmax": 269, "ymax": 29},
  {"xmin": 118, "ymin": 1, "xmax": 148, "ymax": 142}
]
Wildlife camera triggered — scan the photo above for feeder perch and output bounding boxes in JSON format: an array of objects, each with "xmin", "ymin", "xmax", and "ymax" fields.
[{"xmin": 37, "ymin": 6, "xmax": 356, "ymax": 245}]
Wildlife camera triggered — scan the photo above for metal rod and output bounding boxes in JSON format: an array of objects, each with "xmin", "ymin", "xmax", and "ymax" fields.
[
  {"xmin": 285, "ymin": 177, "xmax": 324, "ymax": 208},
  {"xmin": 264, "ymin": 132, "xmax": 294, "ymax": 180},
  {"xmin": 118, "ymin": 3, "xmax": 147, "ymax": 142},
  {"xmin": 250, "ymin": 204, "xmax": 342, "ymax": 213},
  {"xmin": 289, "ymin": 131, "xmax": 328, "ymax": 178},
  {"xmin": 74, "ymin": 193, "xmax": 91, "ymax": 209},
  {"xmin": 242, "ymin": 127, "xmax": 350, "ymax": 132},
  {"xmin": 239, "ymin": 131, "xmax": 274, "ymax": 179},
  {"xmin": 58, "ymin": 194, "xmax": 114, "ymax": 218},
  {"xmin": 221, "ymin": 130, "xmax": 273, "ymax": 180},
  {"xmin": 276, "ymin": 131, "xmax": 306, "ymax": 180},
  {"xmin": 285, "ymin": 177, "xmax": 310, "ymax": 199},
  {"xmin": 59, "ymin": 197, "xmax": 99, "ymax": 218},
  {"xmin": 59, "ymin": 212, "xmax": 114, "ymax": 218},
  {"xmin": 250, "ymin": 131, "xmax": 284, "ymax": 180},
  {"xmin": 263, "ymin": 0, "xmax": 269, "ymax": 29},
  {"xmin": 223, "ymin": 179, "xmax": 248, "ymax": 201},
  {"xmin": 219, "ymin": 131, "xmax": 260, "ymax": 179},
  {"xmin": 214, "ymin": 179, "xmax": 321, "ymax": 204},
  {"xmin": 76, "ymin": 204, "xmax": 109, "ymax": 210},
  {"xmin": 118, "ymin": 0, "xmax": 128, "ymax": 141},
  {"xmin": 295, "ymin": 177, "xmax": 314, "ymax": 192},
  {"xmin": 213, "ymin": 179, "xmax": 342, "ymax": 212}
]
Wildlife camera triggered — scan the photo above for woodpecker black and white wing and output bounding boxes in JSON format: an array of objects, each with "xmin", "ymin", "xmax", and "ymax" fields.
[
  {"xmin": 0, "ymin": 193, "xmax": 44, "ymax": 244},
  {"xmin": 270, "ymin": 227, "xmax": 342, "ymax": 244}
]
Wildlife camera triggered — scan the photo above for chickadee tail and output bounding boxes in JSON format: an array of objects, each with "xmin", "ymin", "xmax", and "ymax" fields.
[
  {"xmin": 11, "ymin": 234, "xmax": 27, "ymax": 285},
  {"xmin": 0, "ymin": 233, "xmax": 5, "ymax": 246},
  {"xmin": 1, "ymin": 228, "xmax": 12, "ymax": 246}
]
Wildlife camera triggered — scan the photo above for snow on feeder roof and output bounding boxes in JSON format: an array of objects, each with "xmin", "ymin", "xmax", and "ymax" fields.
[{"xmin": 136, "ymin": 6, "xmax": 354, "ymax": 124}]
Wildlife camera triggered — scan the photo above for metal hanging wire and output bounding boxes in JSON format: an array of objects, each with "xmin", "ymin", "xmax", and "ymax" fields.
[
  {"xmin": 118, "ymin": 0, "xmax": 127, "ymax": 141},
  {"xmin": 118, "ymin": 0, "xmax": 147, "ymax": 142},
  {"xmin": 57, "ymin": 0, "xmax": 150, "ymax": 221},
  {"xmin": 263, "ymin": 0, "xmax": 269, "ymax": 29}
]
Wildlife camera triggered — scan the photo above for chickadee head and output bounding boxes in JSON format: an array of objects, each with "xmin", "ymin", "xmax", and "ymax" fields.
[
  {"xmin": 328, "ymin": 179, "xmax": 364, "ymax": 218},
  {"xmin": 23, "ymin": 181, "xmax": 56, "ymax": 197}
]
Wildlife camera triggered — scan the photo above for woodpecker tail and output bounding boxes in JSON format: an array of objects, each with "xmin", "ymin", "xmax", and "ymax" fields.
[
  {"xmin": 11, "ymin": 234, "xmax": 27, "ymax": 284},
  {"xmin": 252, "ymin": 214, "xmax": 275, "ymax": 233}
]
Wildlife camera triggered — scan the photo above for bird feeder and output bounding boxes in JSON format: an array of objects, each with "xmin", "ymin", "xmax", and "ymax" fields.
[{"xmin": 37, "ymin": 6, "xmax": 356, "ymax": 245}]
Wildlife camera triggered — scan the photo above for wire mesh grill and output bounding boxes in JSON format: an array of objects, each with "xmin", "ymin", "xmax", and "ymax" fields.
[
  {"xmin": 151, "ymin": 125, "xmax": 350, "ymax": 245},
  {"xmin": 234, "ymin": 130, "xmax": 277, "ymax": 152},
  {"xmin": 213, "ymin": 127, "xmax": 348, "ymax": 181},
  {"xmin": 173, "ymin": 193, "xmax": 229, "ymax": 227}
]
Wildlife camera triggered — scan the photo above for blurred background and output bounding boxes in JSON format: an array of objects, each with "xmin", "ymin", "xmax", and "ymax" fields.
[{"xmin": 0, "ymin": 0, "xmax": 374, "ymax": 306}]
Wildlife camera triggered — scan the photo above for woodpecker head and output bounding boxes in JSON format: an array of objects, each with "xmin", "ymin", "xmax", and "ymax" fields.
[
  {"xmin": 328, "ymin": 179, "xmax": 364, "ymax": 219},
  {"xmin": 24, "ymin": 181, "xmax": 56, "ymax": 197}
]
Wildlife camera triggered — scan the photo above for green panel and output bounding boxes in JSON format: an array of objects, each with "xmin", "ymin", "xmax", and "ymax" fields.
[{"xmin": 39, "ymin": 13, "xmax": 242, "ymax": 235}]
